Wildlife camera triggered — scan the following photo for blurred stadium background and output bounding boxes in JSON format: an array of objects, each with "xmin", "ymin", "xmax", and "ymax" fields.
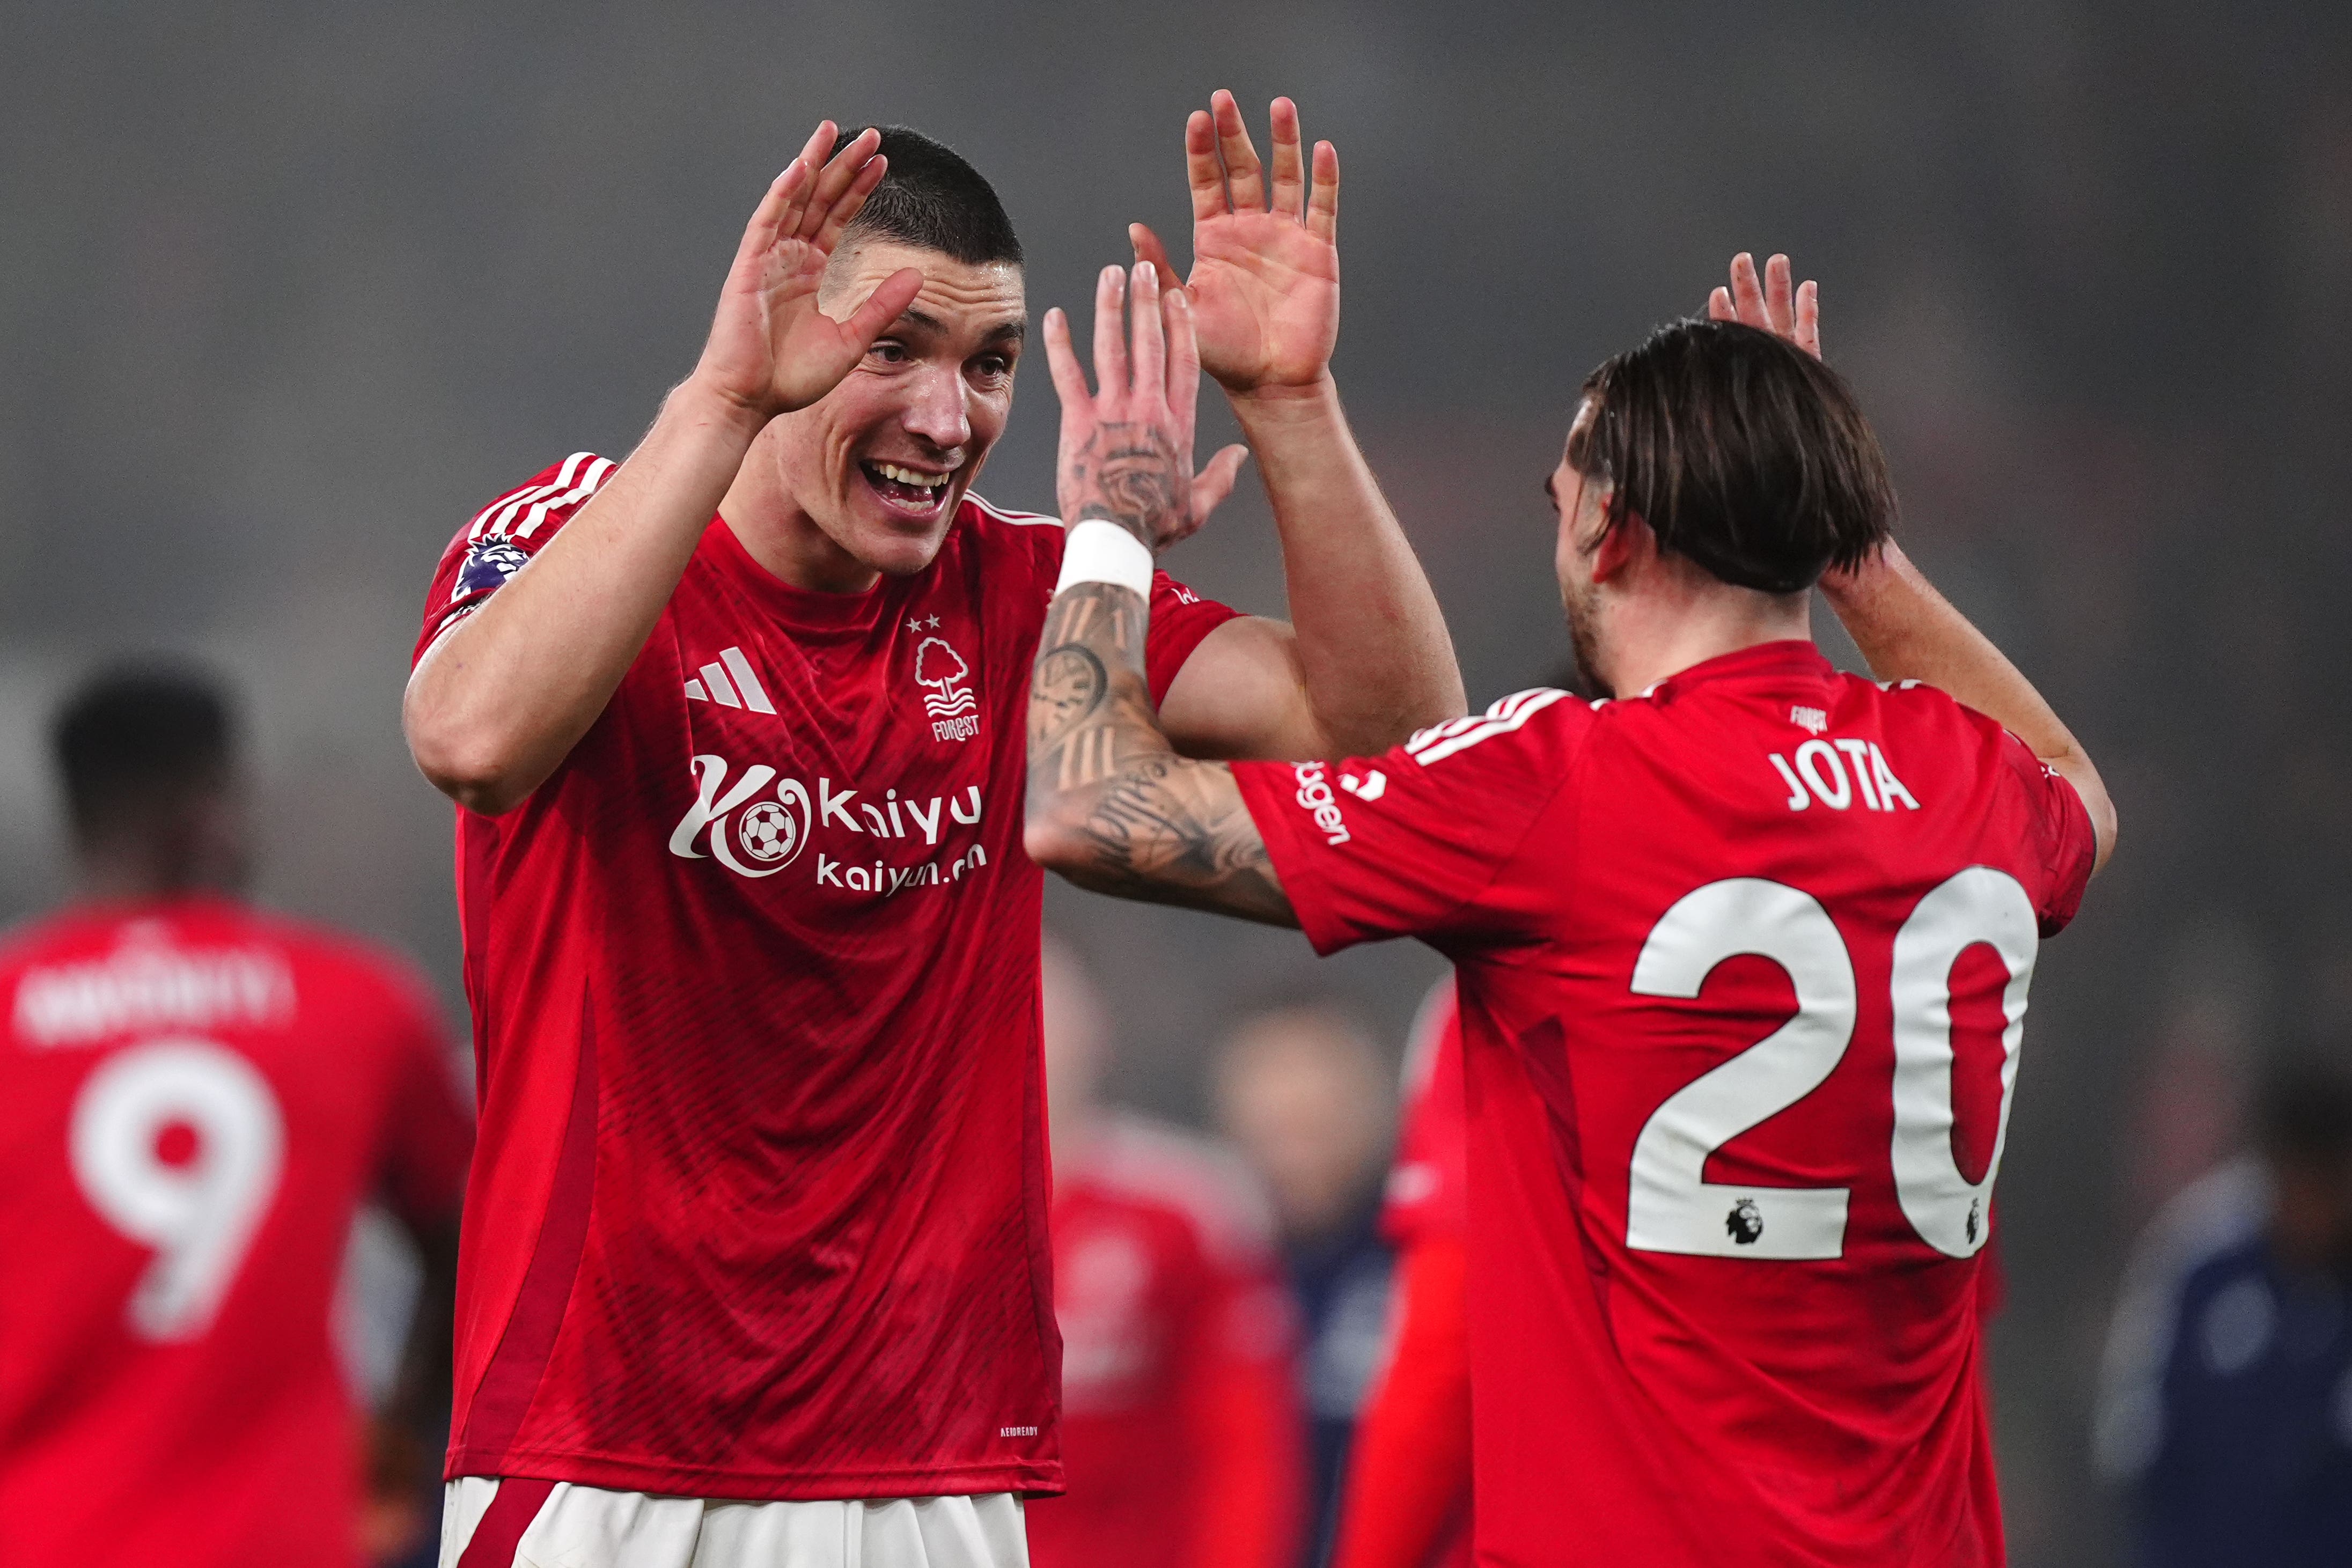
[{"xmin": 3, "ymin": 3, "xmax": 2347, "ymax": 1563}]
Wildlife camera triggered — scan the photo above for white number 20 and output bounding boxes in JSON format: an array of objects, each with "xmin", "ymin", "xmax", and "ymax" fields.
[
  {"xmin": 1626, "ymin": 869, "xmax": 2037, "ymax": 1262},
  {"xmin": 70, "ymin": 1038, "xmax": 285, "ymax": 1341}
]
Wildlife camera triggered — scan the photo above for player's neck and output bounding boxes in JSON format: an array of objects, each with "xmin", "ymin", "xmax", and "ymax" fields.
[
  {"xmin": 1603, "ymin": 583, "xmax": 1813, "ymax": 698},
  {"xmin": 718, "ymin": 448, "xmax": 883, "ymax": 598}
]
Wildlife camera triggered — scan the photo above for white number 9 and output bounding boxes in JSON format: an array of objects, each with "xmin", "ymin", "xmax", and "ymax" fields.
[{"xmin": 70, "ymin": 1039, "xmax": 285, "ymax": 1342}]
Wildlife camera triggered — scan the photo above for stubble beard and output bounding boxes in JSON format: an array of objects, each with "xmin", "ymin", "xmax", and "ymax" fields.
[{"xmin": 1562, "ymin": 581, "xmax": 1614, "ymax": 701}]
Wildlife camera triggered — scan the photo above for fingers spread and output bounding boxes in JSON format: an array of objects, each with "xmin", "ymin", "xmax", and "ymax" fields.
[
  {"xmin": 1130, "ymin": 261, "xmax": 1167, "ymax": 409},
  {"xmin": 1042, "ymin": 306, "xmax": 1095, "ymax": 409},
  {"xmin": 737, "ymin": 161, "xmax": 808, "ymax": 273},
  {"xmin": 814, "ymin": 154, "xmax": 888, "ymax": 253},
  {"xmin": 1211, "ymin": 89, "xmax": 1267, "ymax": 212},
  {"xmin": 1763, "ymin": 254, "xmax": 1796, "ymax": 336},
  {"xmin": 1191, "ymin": 443, "xmax": 1251, "ymax": 520},
  {"xmin": 1307, "ymin": 141, "xmax": 1340, "ymax": 242},
  {"xmin": 1729, "ymin": 253, "xmax": 1770, "ymax": 332},
  {"xmin": 1165, "ymin": 286, "xmax": 1201, "ymax": 447},
  {"xmin": 1130, "ymin": 223, "xmax": 1182, "ymax": 292},
  {"xmin": 793, "ymin": 120, "xmax": 837, "ymax": 180},
  {"xmin": 1708, "ymin": 285, "xmax": 1734, "ymax": 321},
  {"xmin": 1186, "ymin": 110, "xmax": 1226, "ymax": 222},
  {"xmin": 1269, "ymin": 97, "xmax": 1306, "ymax": 220},
  {"xmin": 1092, "ymin": 265, "xmax": 1129, "ymax": 403},
  {"xmin": 803, "ymin": 127, "xmax": 881, "ymax": 240}
]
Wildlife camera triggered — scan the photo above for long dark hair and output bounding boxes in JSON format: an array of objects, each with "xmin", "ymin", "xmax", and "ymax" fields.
[{"xmin": 1567, "ymin": 318, "xmax": 1896, "ymax": 593}]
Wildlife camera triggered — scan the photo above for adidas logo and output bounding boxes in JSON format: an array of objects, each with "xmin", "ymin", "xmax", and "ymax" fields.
[{"xmin": 684, "ymin": 647, "xmax": 775, "ymax": 713}]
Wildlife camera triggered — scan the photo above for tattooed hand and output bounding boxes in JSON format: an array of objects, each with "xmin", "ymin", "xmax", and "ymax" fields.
[{"xmin": 1043, "ymin": 260, "xmax": 1205, "ymax": 552}]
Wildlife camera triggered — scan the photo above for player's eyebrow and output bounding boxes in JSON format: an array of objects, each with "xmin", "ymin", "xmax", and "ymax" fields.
[{"xmin": 889, "ymin": 309, "xmax": 1026, "ymax": 348}]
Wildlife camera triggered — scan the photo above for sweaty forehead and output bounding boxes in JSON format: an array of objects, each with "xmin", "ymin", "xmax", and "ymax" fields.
[{"xmin": 820, "ymin": 239, "xmax": 1025, "ymax": 332}]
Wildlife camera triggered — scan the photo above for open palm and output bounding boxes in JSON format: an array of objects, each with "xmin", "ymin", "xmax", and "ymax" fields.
[
  {"xmin": 1133, "ymin": 93, "xmax": 1339, "ymax": 395},
  {"xmin": 697, "ymin": 122, "xmax": 925, "ymax": 421}
]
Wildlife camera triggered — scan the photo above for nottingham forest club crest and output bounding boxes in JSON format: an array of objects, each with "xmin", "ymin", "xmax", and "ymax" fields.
[{"xmin": 914, "ymin": 635, "xmax": 980, "ymax": 743}]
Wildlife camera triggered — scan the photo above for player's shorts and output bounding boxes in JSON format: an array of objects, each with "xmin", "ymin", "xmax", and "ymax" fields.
[{"xmin": 440, "ymin": 1477, "xmax": 1028, "ymax": 1568}]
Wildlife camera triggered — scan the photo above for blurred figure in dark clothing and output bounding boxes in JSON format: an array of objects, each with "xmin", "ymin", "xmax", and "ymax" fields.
[
  {"xmin": 2097, "ymin": 1058, "xmax": 2352, "ymax": 1567},
  {"xmin": 1215, "ymin": 1004, "xmax": 1396, "ymax": 1567}
]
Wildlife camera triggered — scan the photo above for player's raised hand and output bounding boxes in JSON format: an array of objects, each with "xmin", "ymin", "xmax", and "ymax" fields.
[
  {"xmin": 1128, "ymin": 92, "xmax": 1339, "ymax": 396},
  {"xmin": 1707, "ymin": 252, "xmax": 1821, "ymax": 359},
  {"xmin": 1044, "ymin": 260, "xmax": 1204, "ymax": 552},
  {"xmin": 694, "ymin": 123, "xmax": 926, "ymax": 421}
]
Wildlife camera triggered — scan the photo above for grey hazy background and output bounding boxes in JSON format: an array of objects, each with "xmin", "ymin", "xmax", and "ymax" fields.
[{"xmin": 3, "ymin": 4, "xmax": 2346, "ymax": 1562}]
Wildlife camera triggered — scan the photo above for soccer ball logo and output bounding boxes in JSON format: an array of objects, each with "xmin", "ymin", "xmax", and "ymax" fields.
[
  {"xmin": 738, "ymin": 800, "xmax": 797, "ymax": 863},
  {"xmin": 1725, "ymin": 1197, "xmax": 1764, "ymax": 1246}
]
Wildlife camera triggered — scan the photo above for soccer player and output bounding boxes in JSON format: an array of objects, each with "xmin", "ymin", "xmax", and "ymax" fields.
[
  {"xmin": 1024, "ymin": 251, "xmax": 2118, "ymax": 1564},
  {"xmin": 401, "ymin": 97, "xmax": 1461, "ymax": 1566},
  {"xmin": 1029, "ymin": 939, "xmax": 1303, "ymax": 1568},
  {"xmin": 0, "ymin": 665, "xmax": 473, "ymax": 1568}
]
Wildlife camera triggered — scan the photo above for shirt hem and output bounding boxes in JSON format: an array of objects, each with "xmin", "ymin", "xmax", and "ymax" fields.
[{"xmin": 445, "ymin": 1446, "xmax": 1064, "ymax": 1501}]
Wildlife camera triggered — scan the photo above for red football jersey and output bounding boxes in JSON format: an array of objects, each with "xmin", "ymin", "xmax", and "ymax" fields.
[
  {"xmin": 1383, "ymin": 977, "xmax": 1466, "ymax": 1250},
  {"xmin": 415, "ymin": 458, "xmax": 1239, "ymax": 1499},
  {"xmin": 1031, "ymin": 1115, "xmax": 1303, "ymax": 1568},
  {"xmin": 1337, "ymin": 975, "xmax": 1474, "ymax": 1568},
  {"xmin": 1233, "ymin": 642, "xmax": 2096, "ymax": 1568},
  {"xmin": 0, "ymin": 896, "xmax": 472, "ymax": 1568}
]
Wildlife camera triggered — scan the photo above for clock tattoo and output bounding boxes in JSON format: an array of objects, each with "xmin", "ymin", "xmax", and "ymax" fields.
[{"xmin": 1029, "ymin": 644, "xmax": 1107, "ymax": 748}]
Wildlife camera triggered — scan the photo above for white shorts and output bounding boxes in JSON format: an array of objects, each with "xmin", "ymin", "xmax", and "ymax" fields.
[{"xmin": 440, "ymin": 1477, "xmax": 1028, "ymax": 1568}]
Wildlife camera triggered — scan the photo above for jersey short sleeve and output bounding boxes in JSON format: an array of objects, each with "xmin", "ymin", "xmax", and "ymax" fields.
[
  {"xmin": 1997, "ymin": 727, "xmax": 2098, "ymax": 934},
  {"xmin": 1142, "ymin": 569, "xmax": 1243, "ymax": 706},
  {"xmin": 1232, "ymin": 689, "xmax": 1595, "ymax": 956},
  {"xmin": 414, "ymin": 452, "xmax": 618, "ymax": 664}
]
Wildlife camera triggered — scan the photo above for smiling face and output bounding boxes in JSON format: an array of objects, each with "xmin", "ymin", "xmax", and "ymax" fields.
[{"xmin": 764, "ymin": 239, "xmax": 1026, "ymax": 579}]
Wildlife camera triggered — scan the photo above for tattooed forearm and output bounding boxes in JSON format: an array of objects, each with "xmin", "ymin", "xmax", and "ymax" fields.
[
  {"xmin": 1028, "ymin": 645, "xmax": 1107, "ymax": 751},
  {"xmin": 1070, "ymin": 755, "xmax": 1292, "ymax": 923},
  {"xmin": 1026, "ymin": 582, "xmax": 1295, "ymax": 927},
  {"xmin": 1063, "ymin": 422, "xmax": 1190, "ymax": 548}
]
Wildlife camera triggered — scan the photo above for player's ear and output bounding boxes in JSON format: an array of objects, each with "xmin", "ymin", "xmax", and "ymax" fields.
[{"xmin": 1590, "ymin": 503, "xmax": 1647, "ymax": 585}]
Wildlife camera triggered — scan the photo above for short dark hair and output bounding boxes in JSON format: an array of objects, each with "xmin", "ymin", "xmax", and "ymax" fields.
[
  {"xmin": 1567, "ymin": 318, "xmax": 1896, "ymax": 594},
  {"xmin": 831, "ymin": 125, "xmax": 1021, "ymax": 267},
  {"xmin": 51, "ymin": 664, "xmax": 238, "ymax": 841}
]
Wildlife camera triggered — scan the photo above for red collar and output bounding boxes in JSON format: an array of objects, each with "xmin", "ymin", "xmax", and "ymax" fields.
[{"xmin": 1638, "ymin": 639, "xmax": 1837, "ymax": 702}]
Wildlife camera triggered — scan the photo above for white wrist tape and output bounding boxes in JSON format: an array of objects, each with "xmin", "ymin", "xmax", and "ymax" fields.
[{"xmin": 1054, "ymin": 519, "xmax": 1155, "ymax": 599}]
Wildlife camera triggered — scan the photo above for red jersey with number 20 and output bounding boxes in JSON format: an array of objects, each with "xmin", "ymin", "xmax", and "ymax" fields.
[
  {"xmin": 1233, "ymin": 642, "xmax": 2096, "ymax": 1568},
  {"xmin": 0, "ymin": 897, "xmax": 472, "ymax": 1568},
  {"xmin": 415, "ymin": 459, "xmax": 1237, "ymax": 1501}
]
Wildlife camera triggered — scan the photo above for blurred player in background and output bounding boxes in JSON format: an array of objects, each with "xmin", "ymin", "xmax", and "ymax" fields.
[
  {"xmin": 1212, "ymin": 1002, "xmax": 1395, "ymax": 1564},
  {"xmin": 2097, "ymin": 1057, "xmax": 2352, "ymax": 1567},
  {"xmin": 1024, "ymin": 251, "xmax": 2116, "ymax": 1565},
  {"xmin": 1028, "ymin": 938, "xmax": 1303, "ymax": 1568},
  {"xmin": 1332, "ymin": 976, "xmax": 1471, "ymax": 1568},
  {"xmin": 402, "ymin": 94, "xmax": 1459, "ymax": 1567},
  {"xmin": 0, "ymin": 665, "xmax": 471, "ymax": 1568}
]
